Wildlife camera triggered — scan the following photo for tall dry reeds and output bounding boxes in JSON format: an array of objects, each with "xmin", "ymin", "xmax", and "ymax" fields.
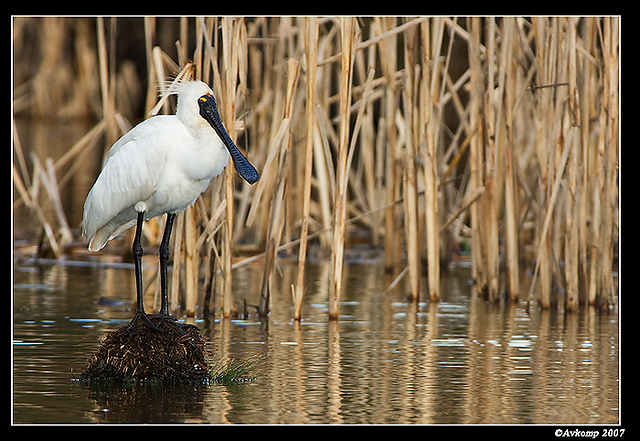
[
  {"xmin": 13, "ymin": 17, "xmax": 619, "ymax": 319},
  {"xmin": 292, "ymin": 17, "xmax": 318, "ymax": 320}
]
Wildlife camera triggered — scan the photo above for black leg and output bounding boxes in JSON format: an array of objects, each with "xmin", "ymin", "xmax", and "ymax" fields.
[
  {"xmin": 159, "ymin": 212, "xmax": 175, "ymax": 316},
  {"xmin": 132, "ymin": 211, "xmax": 145, "ymax": 314},
  {"xmin": 153, "ymin": 212, "xmax": 198, "ymax": 334},
  {"xmin": 128, "ymin": 211, "xmax": 163, "ymax": 332}
]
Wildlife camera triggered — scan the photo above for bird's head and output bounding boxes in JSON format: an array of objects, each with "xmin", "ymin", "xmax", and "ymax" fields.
[{"xmin": 172, "ymin": 80, "xmax": 259, "ymax": 185}]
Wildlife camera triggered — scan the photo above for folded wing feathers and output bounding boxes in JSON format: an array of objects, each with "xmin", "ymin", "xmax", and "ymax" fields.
[{"xmin": 82, "ymin": 126, "xmax": 166, "ymax": 247}]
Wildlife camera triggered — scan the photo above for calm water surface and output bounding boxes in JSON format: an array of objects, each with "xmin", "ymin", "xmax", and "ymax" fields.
[{"xmin": 13, "ymin": 259, "xmax": 619, "ymax": 424}]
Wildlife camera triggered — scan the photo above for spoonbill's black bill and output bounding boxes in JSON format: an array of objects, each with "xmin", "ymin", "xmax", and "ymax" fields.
[{"xmin": 198, "ymin": 94, "xmax": 259, "ymax": 184}]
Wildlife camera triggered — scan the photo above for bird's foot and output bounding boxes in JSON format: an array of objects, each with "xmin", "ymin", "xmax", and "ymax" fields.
[
  {"xmin": 148, "ymin": 313, "xmax": 199, "ymax": 335},
  {"xmin": 127, "ymin": 311, "xmax": 164, "ymax": 332}
]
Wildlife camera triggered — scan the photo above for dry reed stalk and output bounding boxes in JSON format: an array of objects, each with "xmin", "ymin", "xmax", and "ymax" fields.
[
  {"xmin": 96, "ymin": 17, "xmax": 118, "ymax": 151},
  {"xmin": 152, "ymin": 46, "xmax": 169, "ymax": 115},
  {"xmin": 403, "ymin": 146, "xmax": 420, "ymax": 302},
  {"xmin": 565, "ymin": 19, "xmax": 581, "ymax": 311},
  {"xmin": 374, "ymin": 17, "xmax": 402, "ymax": 274},
  {"xmin": 177, "ymin": 17, "xmax": 189, "ymax": 67},
  {"xmin": 143, "ymin": 18, "xmax": 156, "ymax": 116},
  {"xmin": 28, "ymin": 154, "xmax": 74, "ymax": 253},
  {"xmin": 527, "ymin": 122, "xmax": 573, "ymax": 303},
  {"xmin": 384, "ymin": 266, "xmax": 408, "ymax": 295},
  {"xmin": 12, "ymin": 162, "xmax": 60, "ymax": 257},
  {"xmin": 578, "ymin": 18, "xmax": 597, "ymax": 307},
  {"xmin": 219, "ymin": 17, "xmax": 243, "ymax": 318},
  {"xmin": 184, "ymin": 205, "xmax": 198, "ymax": 317},
  {"xmin": 467, "ymin": 17, "xmax": 487, "ymax": 298},
  {"xmin": 293, "ymin": 17, "xmax": 318, "ymax": 321},
  {"xmin": 329, "ymin": 17, "xmax": 356, "ymax": 320},
  {"xmin": 246, "ymin": 20, "xmax": 289, "ymax": 246},
  {"xmin": 221, "ymin": 122, "xmax": 235, "ymax": 313},
  {"xmin": 502, "ymin": 17, "xmax": 519, "ymax": 301},
  {"xmin": 485, "ymin": 19, "xmax": 503, "ymax": 303},
  {"xmin": 564, "ymin": 127, "xmax": 580, "ymax": 311},
  {"xmin": 422, "ymin": 18, "xmax": 443, "ymax": 302},
  {"xmin": 588, "ymin": 19, "xmax": 608, "ymax": 307},
  {"xmin": 533, "ymin": 17, "xmax": 561, "ymax": 308},
  {"xmin": 600, "ymin": 16, "xmax": 619, "ymax": 309},
  {"xmin": 346, "ymin": 67, "xmax": 376, "ymax": 246},
  {"xmin": 259, "ymin": 58, "xmax": 299, "ymax": 318},
  {"xmin": 193, "ymin": 18, "xmax": 205, "ymax": 86},
  {"xmin": 401, "ymin": 22, "xmax": 420, "ymax": 302},
  {"xmin": 351, "ymin": 25, "xmax": 377, "ymax": 245},
  {"xmin": 312, "ymin": 105, "xmax": 334, "ymax": 249},
  {"xmin": 484, "ymin": 175, "xmax": 500, "ymax": 302},
  {"xmin": 504, "ymin": 128, "xmax": 519, "ymax": 301},
  {"xmin": 231, "ymin": 21, "xmax": 252, "ymax": 243},
  {"xmin": 170, "ymin": 203, "xmax": 184, "ymax": 317},
  {"xmin": 43, "ymin": 157, "xmax": 73, "ymax": 247},
  {"xmin": 195, "ymin": 198, "xmax": 214, "ymax": 317},
  {"xmin": 362, "ymin": 92, "xmax": 380, "ymax": 246}
]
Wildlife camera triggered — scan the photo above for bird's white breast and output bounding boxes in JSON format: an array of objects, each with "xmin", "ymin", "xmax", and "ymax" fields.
[{"xmin": 142, "ymin": 115, "xmax": 230, "ymax": 217}]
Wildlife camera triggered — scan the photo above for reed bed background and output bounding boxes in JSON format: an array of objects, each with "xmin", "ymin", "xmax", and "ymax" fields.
[{"xmin": 12, "ymin": 17, "xmax": 619, "ymax": 319}]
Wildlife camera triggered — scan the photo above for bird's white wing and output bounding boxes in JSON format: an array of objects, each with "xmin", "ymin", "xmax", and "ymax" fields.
[{"xmin": 82, "ymin": 116, "xmax": 176, "ymax": 250}]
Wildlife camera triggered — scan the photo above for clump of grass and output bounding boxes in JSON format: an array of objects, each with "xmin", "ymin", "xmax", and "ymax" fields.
[{"xmin": 208, "ymin": 353, "xmax": 264, "ymax": 384}]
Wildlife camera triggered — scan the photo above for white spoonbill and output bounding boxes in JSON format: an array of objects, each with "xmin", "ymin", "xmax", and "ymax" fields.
[{"xmin": 82, "ymin": 80, "xmax": 259, "ymax": 331}]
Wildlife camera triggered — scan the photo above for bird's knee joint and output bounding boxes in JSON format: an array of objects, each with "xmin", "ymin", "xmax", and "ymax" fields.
[
  {"xmin": 160, "ymin": 246, "xmax": 171, "ymax": 263},
  {"xmin": 132, "ymin": 242, "xmax": 144, "ymax": 257}
]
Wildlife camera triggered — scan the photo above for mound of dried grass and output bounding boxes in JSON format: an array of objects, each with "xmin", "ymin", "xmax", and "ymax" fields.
[{"xmin": 81, "ymin": 318, "xmax": 210, "ymax": 386}]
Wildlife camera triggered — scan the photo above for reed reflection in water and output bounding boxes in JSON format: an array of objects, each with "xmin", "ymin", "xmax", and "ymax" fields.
[{"xmin": 13, "ymin": 260, "xmax": 618, "ymax": 424}]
